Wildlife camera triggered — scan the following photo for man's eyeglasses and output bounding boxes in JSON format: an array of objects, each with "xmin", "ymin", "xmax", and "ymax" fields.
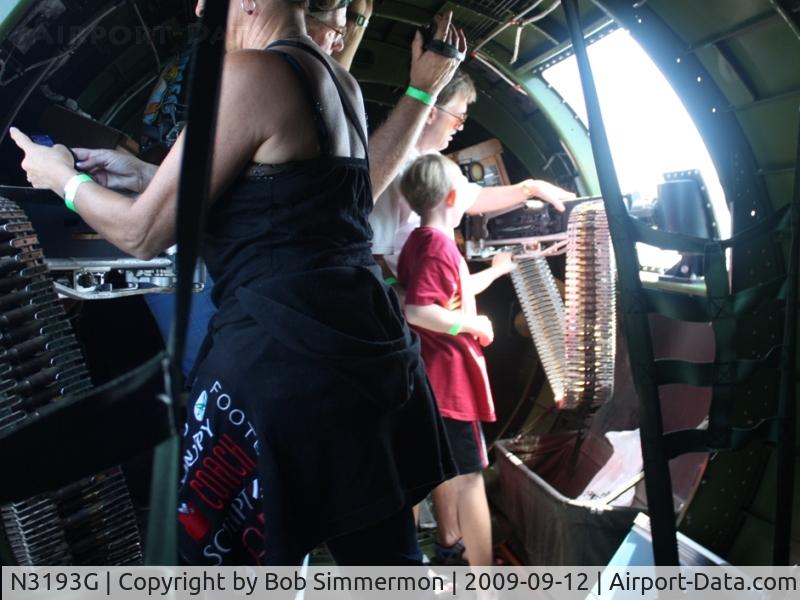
[
  {"xmin": 436, "ymin": 105, "xmax": 468, "ymax": 128},
  {"xmin": 308, "ymin": 14, "xmax": 347, "ymax": 46}
]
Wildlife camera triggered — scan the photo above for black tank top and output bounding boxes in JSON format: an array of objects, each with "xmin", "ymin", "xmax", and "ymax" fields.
[{"xmin": 202, "ymin": 39, "xmax": 374, "ymax": 306}]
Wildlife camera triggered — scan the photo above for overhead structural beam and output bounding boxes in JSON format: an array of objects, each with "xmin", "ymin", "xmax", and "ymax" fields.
[
  {"xmin": 371, "ymin": 0, "xmax": 431, "ymax": 26},
  {"xmin": 473, "ymin": 0, "xmax": 549, "ymax": 53},
  {"xmin": 769, "ymin": 0, "xmax": 800, "ymax": 41},
  {"xmin": 713, "ymin": 42, "xmax": 759, "ymax": 104},
  {"xmin": 687, "ymin": 11, "xmax": 777, "ymax": 52},
  {"xmin": 729, "ymin": 87, "xmax": 800, "ymax": 113},
  {"xmin": 513, "ymin": 15, "xmax": 615, "ymax": 74}
]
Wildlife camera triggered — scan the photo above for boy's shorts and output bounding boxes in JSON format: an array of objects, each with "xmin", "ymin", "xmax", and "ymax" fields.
[{"xmin": 442, "ymin": 417, "xmax": 489, "ymax": 474}]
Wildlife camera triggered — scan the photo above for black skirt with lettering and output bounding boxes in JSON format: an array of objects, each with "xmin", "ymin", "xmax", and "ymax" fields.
[{"xmin": 177, "ymin": 266, "xmax": 455, "ymax": 565}]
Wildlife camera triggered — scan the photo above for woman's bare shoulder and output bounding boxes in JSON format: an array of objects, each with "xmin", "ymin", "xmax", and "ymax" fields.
[
  {"xmin": 220, "ymin": 49, "xmax": 306, "ymax": 115},
  {"xmin": 223, "ymin": 49, "xmax": 294, "ymax": 85}
]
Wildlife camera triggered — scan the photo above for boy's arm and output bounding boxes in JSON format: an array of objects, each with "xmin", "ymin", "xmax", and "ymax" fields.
[
  {"xmin": 468, "ymin": 252, "xmax": 516, "ymax": 296},
  {"xmin": 405, "ymin": 304, "xmax": 494, "ymax": 347}
]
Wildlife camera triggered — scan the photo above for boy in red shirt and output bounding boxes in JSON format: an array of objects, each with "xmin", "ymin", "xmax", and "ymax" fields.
[{"xmin": 397, "ymin": 154, "xmax": 516, "ymax": 566}]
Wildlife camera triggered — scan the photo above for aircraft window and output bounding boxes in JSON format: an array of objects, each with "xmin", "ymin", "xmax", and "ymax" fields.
[
  {"xmin": 0, "ymin": 4, "xmax": 14, "ymax": 24},
  {"xmin": 542, "ymin": 29, "xmax": 730, "ymax": 273}
]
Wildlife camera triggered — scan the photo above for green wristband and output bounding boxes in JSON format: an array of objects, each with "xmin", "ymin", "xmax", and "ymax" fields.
[
  {"xmin": 64, "ymin": 195, "xmax": 78, "ymax": 213},
  {"xmin": 448, "ymin": 322, "xmax": 462, "ymax": 336},
  {"xmin": 405, "ymin": 86, "xmax": 435, "ymax": 106},
  {"xmin": 384, "ymin": 276, "xmax": 399, "ymax": 286},
  {"xmin": 63, "ymin": 173, "xmax": 93, "ymax": 213}
]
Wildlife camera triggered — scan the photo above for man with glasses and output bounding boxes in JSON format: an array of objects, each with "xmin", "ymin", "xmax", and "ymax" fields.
[
  {"xmin": 309, "ymin": 3, "xmax": 467, "ymax": 199},
  {"xmin": 306, "ymin": 4, "xmax": 348, "ymax": 55},
  {"xmin": 370, "ymin": 70, "xmax": 575, "ymax": 277}
]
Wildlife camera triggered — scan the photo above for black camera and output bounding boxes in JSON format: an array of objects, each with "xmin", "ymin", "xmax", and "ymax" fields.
[
  {"xmin": 420, "ymin": 20, "xmax": 437, "ymax": 50},
  {"xmin": 419, "ymin": 19, "xmax": 465, "ymax": 61}
]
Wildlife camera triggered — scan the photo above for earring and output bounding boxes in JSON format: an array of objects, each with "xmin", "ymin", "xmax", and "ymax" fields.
[{"xmin": 241, "ymin": 0, "xmax": 256, "ymax": 15}]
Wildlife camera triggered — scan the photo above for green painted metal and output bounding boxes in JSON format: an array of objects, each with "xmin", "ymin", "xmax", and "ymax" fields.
[
  {"xmin": 521, "ymin": 77, "xmax": 598, "ymax": 194},
  {"xmin": 592, "ymin": 0, "xmax": 798, "ymax": 564}
]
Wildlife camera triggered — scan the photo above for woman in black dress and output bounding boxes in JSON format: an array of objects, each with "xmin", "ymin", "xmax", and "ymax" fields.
[{"xmin": 11, "ymin": 0, "xmax": 454, "ymax": 565}]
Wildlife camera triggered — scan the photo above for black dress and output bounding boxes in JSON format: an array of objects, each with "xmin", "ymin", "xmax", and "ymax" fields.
[{"xmin": 176, "ymin": 39, "xmax": 455, "ymax": 565}]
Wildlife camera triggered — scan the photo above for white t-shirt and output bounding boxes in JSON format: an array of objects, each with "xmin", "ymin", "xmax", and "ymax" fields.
[{"xmin": 368, "ymin": 149, "xmax": 482, "ymax": 275}]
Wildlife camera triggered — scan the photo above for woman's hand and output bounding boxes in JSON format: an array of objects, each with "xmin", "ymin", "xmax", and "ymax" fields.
[
  {"xmin": 9, "ymin": 128, "xmax": 77, "ymax": 197},
  {"xmin": 73, "ymin": 147, "xmax": 156, "ymax": 193}
]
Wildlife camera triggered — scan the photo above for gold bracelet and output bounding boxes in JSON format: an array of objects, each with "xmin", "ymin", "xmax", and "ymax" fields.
[{"xmin": 521, "ymin": 181, "xmax": 535, "ymax": 199}]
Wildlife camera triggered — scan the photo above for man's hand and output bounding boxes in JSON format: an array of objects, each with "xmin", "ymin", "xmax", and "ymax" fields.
[
  {"xmin": 72, "ymin": 147, "xmax": 156, "ymax": 193},
  {"xmin": 522, "ymin": 179, "xmax": 576, "ymax": 212},
  {"xmin": 409, "ymin": 11, "xmax": 467, "ymax": 99},
  {"xmin": 465, "ymin": 315, "xmax": 494, "ymax": 347}
]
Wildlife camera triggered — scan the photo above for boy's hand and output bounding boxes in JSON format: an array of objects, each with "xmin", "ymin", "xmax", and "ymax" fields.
[
  {"xmin": 446, "ymin": 293, "xmax": 462, "ymax": 312},
  {"xmin": 491, "ymin": 252, "xmax": 516, "ymax": 275},
  {"xmin": 466, "ymin": 315, "xmax": 494, "ymax": 347}
]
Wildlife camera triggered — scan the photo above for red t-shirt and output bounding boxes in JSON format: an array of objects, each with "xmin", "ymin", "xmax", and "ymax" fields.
[{"xmin": 398, "ymin": 227, "xmax": 496, "ymax": 423}]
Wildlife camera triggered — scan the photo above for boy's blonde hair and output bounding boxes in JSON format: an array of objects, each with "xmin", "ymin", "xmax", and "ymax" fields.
[{"xmin": 400, "ymin": 154, "xmax": 460, "ymax": 216}]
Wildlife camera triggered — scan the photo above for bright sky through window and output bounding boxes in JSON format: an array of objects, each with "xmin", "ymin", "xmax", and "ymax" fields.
[{"xmin": 543, "ymin": 29, "xmax": 730, "ymax": 248}]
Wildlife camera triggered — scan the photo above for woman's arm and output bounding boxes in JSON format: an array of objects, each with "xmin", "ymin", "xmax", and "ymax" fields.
[
  {"xmin": 10, "ymin": 51, "xmax": 294, "ymax": 259},
  {"xmin": 332, "ymin": 0, "xmax": 373, "ymax": 71}
]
